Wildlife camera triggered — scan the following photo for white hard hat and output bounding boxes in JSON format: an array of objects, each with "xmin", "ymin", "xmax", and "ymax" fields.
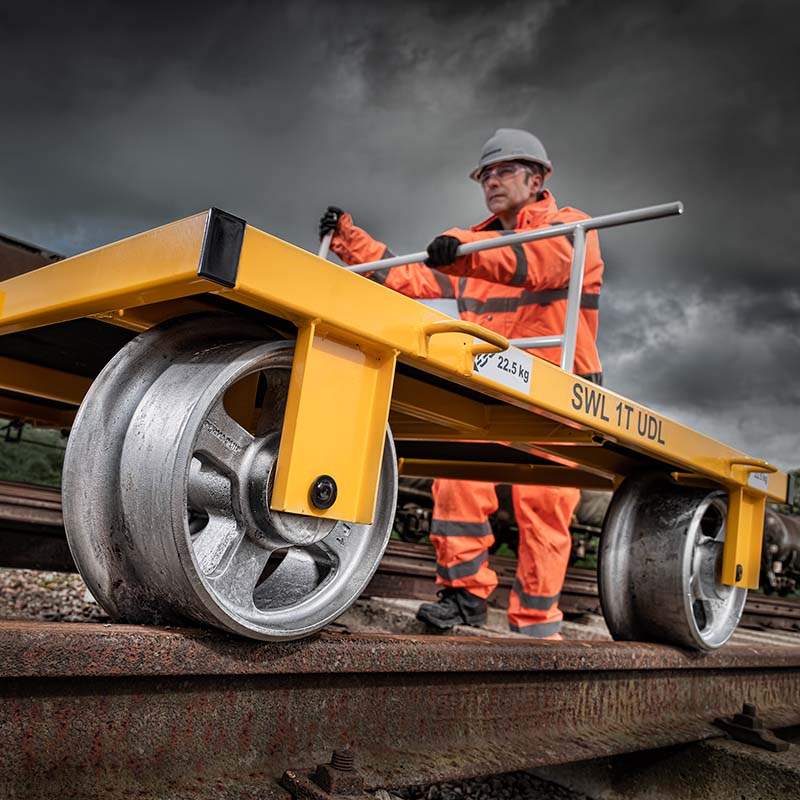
[{"xmin": 470, "ymin": 128, "xmax": 553, "ymax": 181}]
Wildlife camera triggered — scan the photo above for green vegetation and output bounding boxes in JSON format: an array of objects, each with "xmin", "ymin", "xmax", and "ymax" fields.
[{"xmin": 0, "ymin": 419, "xmax": 66, "ymax": 487}]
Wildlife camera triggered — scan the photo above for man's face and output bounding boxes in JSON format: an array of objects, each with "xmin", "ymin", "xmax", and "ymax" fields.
[{"xmin": 479, "ymin": 161, "xmax": 541, "ymax": 217}]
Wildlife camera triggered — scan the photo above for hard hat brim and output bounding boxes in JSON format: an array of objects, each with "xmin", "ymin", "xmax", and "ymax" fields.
[{"xmin": 469, "ymin": 155, "xmax": 553, "ymax": 182}]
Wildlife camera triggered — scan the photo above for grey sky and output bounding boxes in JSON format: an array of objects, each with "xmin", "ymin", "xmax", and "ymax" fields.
[{"xmin": 1, "ymin": 0, "xmax": 798, "ymax": 468}]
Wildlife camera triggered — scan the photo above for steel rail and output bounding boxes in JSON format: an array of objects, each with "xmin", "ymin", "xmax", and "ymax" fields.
[
  {"xmin": 2, "ymin": 619, "xmax": 800, "ymax": 799},
  {"xmin": 2, "ymin": 483, "xmax": 799, "ymax": 629}
]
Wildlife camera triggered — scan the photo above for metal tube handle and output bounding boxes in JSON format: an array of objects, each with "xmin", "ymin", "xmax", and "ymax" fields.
[
  {"xmin": 421, "ymin": 320, "xmax": 508, "ymax": 356},
  {"xmin": 318, "ymin": 231, "xmax": 333, "ymax": 259},
  {"xmin": 331, "ymin": 200, "xmax": 683, "ymax": 375},
  {"xmin": 508, "ymin": 335, "xmax": 562, "ymax": 349},
  {"xmin": 559, "ymin": 225, "xmax": 587, "ymax": 371},
  {"xmin": 347, "ymin": 201, "xmax": 683, "ymax": 274},
  {"xmin": 726, "ymin": 458, "xmax": 777, "ymax": 474}
]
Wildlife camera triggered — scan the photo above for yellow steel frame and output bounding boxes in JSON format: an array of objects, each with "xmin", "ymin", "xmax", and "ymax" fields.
[
  {"xmin": 0, "ymin": 357, "xmax": 91, "ymax": 406},
  {"xmin": 0, "ymin": 210, "xmax": 789, "ymax": 588}
]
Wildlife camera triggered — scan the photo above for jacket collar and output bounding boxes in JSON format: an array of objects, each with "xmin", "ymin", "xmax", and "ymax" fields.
[{"xmin": 472, "ymin": 189, "xmax": 559, "ymax": 231}]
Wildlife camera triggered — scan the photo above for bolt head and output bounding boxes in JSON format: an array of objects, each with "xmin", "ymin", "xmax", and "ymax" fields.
[{"xmin": 310, "ymin": 475, "xmax": 337, "ymax": 510}]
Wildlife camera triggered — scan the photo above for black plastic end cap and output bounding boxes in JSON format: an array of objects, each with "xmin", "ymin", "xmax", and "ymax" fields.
[{"xmin": 197, "ymin": 208, "xmax": 246, "ymax": 288}]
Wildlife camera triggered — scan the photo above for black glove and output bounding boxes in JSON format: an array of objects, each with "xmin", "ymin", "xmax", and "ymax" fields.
[
  {"xmin": 319, "ymin": 206, "xmax": 344, "ymax": 239},
  {"xmin": 425, "ymin": 235, "xmax": 461, "ymax": 267}
]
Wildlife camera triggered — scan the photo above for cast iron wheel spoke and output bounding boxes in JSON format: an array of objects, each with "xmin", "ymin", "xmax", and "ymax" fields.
[
  {"xmin": 692, "ymin": 597, "xmax": 715, "ymax": 632},
  {"xmin": 193, "ymin": 399, "xmax": 255, "ymax": 475},
  {"xmin": 253, "ymin": 547, "xmax": 329, "ymax": 609},
  {"xmin": 192, "ymin": 515, "xmax": 244, "ymax": 576},
  {"xmin": 205, "ymin": 532, "xmax": 274, "ymax": 607},
  {"xmin": 255, "ymin": 368, "xmax": 292, "ymax": 437},
  {"xmin": 692, "ymin": 538, "xmax": 724, "ymax": 600},
  {"xmin": 316, "ymin": 522, "xmax": 362, "ymax": 571},
  {"xmin": 188, "ymin": 457, "xmax": 234, "ymax": 518}
]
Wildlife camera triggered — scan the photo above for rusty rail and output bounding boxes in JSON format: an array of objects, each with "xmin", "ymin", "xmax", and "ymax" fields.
[
  {"xmin": 2, "ymin": 482, "xmax": 800, "ymax": 630},
  {"xmin": 3, "ymin": 620, "xmax": 800, "ymax": 799},
  {"xmin": 0, "ymin": 480, "xmax": 71, "ymax": 571}
]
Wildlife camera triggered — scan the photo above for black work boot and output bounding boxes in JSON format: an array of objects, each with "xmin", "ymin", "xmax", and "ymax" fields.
[{"xmin": 416, "ymin": 587, "xmax": 488, "ymax": 629}]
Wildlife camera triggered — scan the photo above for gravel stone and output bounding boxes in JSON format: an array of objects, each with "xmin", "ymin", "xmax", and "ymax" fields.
[
  {"xmin": 0, "ymin": 567, "xmax": 108, "ymax": 623},
  {"xmin": 395, "ymin": 770, "xmax": 591, "ymax": 800}
]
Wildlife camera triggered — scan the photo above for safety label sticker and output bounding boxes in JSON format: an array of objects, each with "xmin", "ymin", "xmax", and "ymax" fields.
[
  {"xmin": 472, "ymin": 348, "xmax": 533, "ymax": 394},
  {"xmin": 748, "ymin": 471, "xmax": 770, "ymax": 491}
]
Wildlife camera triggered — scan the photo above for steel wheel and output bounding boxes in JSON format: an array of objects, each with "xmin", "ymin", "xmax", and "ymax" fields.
[
  {"xmin": 599, "ymin": 471, "xmax": 746, "ymax": 651},
  {"xmin": 65, "ymin": 316, "xmax": 397, "ymax": 639},
  {"xmin": 63, "ymin": 313, "xmax": 277, "ymax": 621}
]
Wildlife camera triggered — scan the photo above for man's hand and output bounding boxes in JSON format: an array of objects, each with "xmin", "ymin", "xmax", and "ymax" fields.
[
  {"xmin": 319, "ymin": 206, "xmax": 344, "ymax": 239},
  {"xmin": 425, "ymin": 235, "xmax": 461, "ymax": 267}
]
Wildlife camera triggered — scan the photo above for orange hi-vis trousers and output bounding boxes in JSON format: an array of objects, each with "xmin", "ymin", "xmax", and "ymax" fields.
[{"xmin": 430, "ymin": 479, "xmax": 580, "ymax": 638}]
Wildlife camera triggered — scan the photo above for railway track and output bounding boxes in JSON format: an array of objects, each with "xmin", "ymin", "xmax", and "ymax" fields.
[
  {"xmin": 368, "ymin": 540, "xmax": 800, "ymax": 634},
  {"xmin": 3, "ymin": 481, "xmax": 800, "ymax": 633},
  {"xmin": 2, "ymin": 481, "xmax": 800, "ymax": 797},
  {"xmin": 4, "ymin": 619, "xmax": 800, "ymax": 799}
]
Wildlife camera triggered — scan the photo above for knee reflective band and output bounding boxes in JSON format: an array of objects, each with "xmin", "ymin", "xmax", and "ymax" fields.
[
  {"xmin": 436, "ymin": 550, "xmax": 488, "ymax": 581},
  {"xmin": 509, "ymin": 619, "xmax": 563, "ymax": 638},
  {"xmin": 511, "ymin": 578, "xmax": 560, "ymax": 611},
  {"xmin": 430, "ymin": 520, "xmax": 492, "ymax": 537}
]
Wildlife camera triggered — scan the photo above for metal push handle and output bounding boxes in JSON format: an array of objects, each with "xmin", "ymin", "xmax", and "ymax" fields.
[
  {"xmin": 726, "ymin": 458, "xmax": 777, "ymax": 474},
  {"xmin": 347, "ymin": 202, "xmax": 683, "ymax": 274},
  {"xmin": 318, "ymin": 231, "xmax": 333, "ymax": 259},
  {"xmin": 421, "ymin": 319, "xmax": 508, "ymax": 356},
  {"xmin": 348, "ymin": 201, "xmax": 683, "ymax": 372}
]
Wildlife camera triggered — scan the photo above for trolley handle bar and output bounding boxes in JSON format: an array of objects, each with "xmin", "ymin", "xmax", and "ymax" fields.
[
  {"xmin": 318, "ymin": 230, "xmax": 333, "ymax": 259},
  {"xmin": 346, "ymin": 201, "xmax": 683, "ymax": 274}
]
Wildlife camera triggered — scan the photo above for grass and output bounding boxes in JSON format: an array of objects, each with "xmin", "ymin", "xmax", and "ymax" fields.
[{"xmin": 0, "ymin": 419, "xmax": 66, "ymax": 487}]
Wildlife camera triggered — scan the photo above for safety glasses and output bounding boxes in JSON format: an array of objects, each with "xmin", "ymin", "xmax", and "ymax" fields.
[{"xmin": 477, "ymin": 162, "xmax": 529, "ymax": 185}]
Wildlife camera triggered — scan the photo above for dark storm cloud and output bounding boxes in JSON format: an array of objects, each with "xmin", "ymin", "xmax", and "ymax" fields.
[
  {"xmin": 605, "ymin": 288, "xmax": 800, "ymax": 406},
  {"xmin": 0, "ymin": 0, "xmax": 798, "ymax": 467}
]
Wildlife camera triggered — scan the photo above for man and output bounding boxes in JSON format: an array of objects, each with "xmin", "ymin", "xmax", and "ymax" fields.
[{"xmin": 319, "ymin": 128, "xmax": 603, "ymax": 639}]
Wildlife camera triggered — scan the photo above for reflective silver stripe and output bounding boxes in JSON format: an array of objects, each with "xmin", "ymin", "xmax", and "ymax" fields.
[
  {"xmin": 430, "ymin": 520, "xmax": 492, "ymax": 538},
  {"xmin": 459, "ymin": 290, "xmax": 599, "ymax": 315},
  {"xmin": 460, "ymin": 295, "xmax": 519, "ymax": 314},
  {"xmin": 511, "ymin": 577, "xmax": 560, "ymax": 610},
  {"xmin": 509, "ymin": 619, "xmax": 562, "ymax": 637},
  {"xmin": 431, "ymin": 269, "xmax": 456, "ymax": 298},
  {"xmin": 370, "ymin": 250, "xmax": 456, "ymax": 298},
  {"xmin": 578, "ymin": 293, "xmax": 599, "ymax": 310},
  {"xmin": 579, "ymin": 371, "xmax": 603, "ymax": 386},
  {"xmin": 456, "ymin": 276, "xmax": 468, "ymax": 315},
  {"xmin": 369, "ymin": 246, "xmax": 396, "ymax": 285},
  {"xmin": 549, "ymin": 220, "xmax": 575, "ymax": 246},
  {"xmin": 499, "ymin": 229, "xmax": 528, "ymax": 287},
  {"xmin": 436, "ymin": 550, "xmax": 488, "ymax": 581}
]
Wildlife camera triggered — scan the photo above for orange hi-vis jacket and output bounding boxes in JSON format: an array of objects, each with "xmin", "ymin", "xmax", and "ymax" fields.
[{"xmin": 330, "ymin": 190, "xmax": 603, "ymax": 376}]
